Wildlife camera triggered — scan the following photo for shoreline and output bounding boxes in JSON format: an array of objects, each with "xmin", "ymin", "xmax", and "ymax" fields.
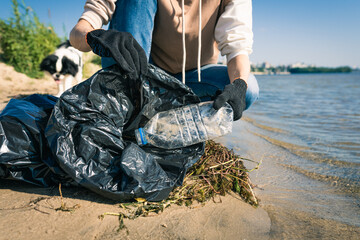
[{"xmin": 217, "ymin": 118, "xmax": 360, "ymax": 239}]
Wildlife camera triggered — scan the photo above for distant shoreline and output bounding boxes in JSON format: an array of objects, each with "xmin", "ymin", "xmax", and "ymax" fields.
[
  {"xmin": 253, "ymin": 70, "xmax": 358, "ymax": 75},
  {"xmin": 289, "ymin": 66, "xmax": 352, "ymax": 74},
  {"xmin": 252, "ymin": 72, "xmax": 290, "ymax": 75},
  {"xmin": 251, "ymin": 65, "xmax": 356, "ymax": 75}
]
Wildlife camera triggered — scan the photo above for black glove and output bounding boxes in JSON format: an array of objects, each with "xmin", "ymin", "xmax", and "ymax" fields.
[
  {"xmin": 213, "ymin": 78, "xmax": 247, "ymax": 121},
  {"xmin": 86, "ymin": 29, "xmax": 147, "ymax": 79}
]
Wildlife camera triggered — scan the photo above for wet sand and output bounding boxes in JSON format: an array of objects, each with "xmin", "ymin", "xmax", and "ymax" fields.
[{"xmin": 218, "ymin": 119, "xmax": 360, "ymax": 239}]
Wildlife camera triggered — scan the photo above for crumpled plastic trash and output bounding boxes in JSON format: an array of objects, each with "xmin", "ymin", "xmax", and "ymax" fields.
[{"xmin": 0, "ymin": 64, "xmax": 205, "ymax": 201}]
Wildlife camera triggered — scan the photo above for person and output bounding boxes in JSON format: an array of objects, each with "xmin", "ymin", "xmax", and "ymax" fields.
[{"xmin": 70, "ymin": 0, "xmax": 259, "ymax": 120}]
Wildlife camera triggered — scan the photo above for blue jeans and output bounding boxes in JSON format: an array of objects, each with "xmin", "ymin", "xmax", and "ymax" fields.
[
  {"xmin": 103, "ymin": 0, "xmax": 259, "ymax": 110},
  {"xmin": 102, "ymin": 0, "xmax": 157, "ymax": 67},
  {"xmin": 172, "ymin": 65, "xmax": 259, "ymax": 110}
]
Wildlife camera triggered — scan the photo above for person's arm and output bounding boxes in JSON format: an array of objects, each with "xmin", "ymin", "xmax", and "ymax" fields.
[
  {"xmin": 69, "ymin": 0, "xmax": 117, "ymax": 52},
  {"xmin": 70, "ymin": 19, "xmax": 94, "ymax": 52},
  {"xmin": 213, "ymin": 54, "xmax": 249, "ymax": 120},
  {"xmin": 215, "ymin": 0, "xmax": 253, "ymax": 83},
  {"xmin": 213, "ymin": 0, "xmax": 252, "ymax": 120},
  {"xmin": 227, "ymin": 54, "xmax": 250, "ymax": 84}
]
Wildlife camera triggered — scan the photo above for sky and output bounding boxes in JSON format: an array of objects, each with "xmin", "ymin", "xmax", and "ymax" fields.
[{"xmin": 0, "ymin": 0, "xmax": 359, "ymax": 68}]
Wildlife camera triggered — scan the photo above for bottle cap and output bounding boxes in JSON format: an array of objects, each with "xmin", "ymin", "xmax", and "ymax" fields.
[{"xmin": 135, "ymin": 128, "xmax": 148, "ymax": 146}]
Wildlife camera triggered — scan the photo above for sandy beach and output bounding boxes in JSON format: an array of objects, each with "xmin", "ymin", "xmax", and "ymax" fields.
[
  {"xmin": 0, "ymin": 59, "xmax": 272, "ymax": 240},
  {"xmin": 0, "ymin": 179, "xmax": 270, "ymax": 240},
  {"xmin": 1, "ymin": 59, "xmax": 360, "ymax": 240}
]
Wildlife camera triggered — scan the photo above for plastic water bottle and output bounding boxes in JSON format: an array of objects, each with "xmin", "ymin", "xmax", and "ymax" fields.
[{"xmin": 134, "ymin": 101, "xmax": 233, "ymax": 149}]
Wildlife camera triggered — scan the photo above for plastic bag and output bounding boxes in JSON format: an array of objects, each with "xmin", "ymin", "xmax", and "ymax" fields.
[
  {"xmin": 0, "ymin": 94, "xmax": 71, "ymax": 186},
  {"xmin": 1, "ymin": 64, "xmax": 205, "ymax": 201}
]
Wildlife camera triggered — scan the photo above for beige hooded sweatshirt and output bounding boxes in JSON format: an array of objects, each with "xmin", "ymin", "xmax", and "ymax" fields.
[{"xmin": 80, "ymin": 0, "xmax": 253, "ymax": 74}]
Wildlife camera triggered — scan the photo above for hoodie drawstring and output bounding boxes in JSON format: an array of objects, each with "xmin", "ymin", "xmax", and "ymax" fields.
[
  {"xmin": 197, "ymin": 0, "xmax": 202, "ymax": 83},
  {"xmin": 181, "ymin": 0, "xmax": 202, "ymax": 84},
  {"xmin": 181, "ymin": 0, "xmax": 186, "ymax": 84}
]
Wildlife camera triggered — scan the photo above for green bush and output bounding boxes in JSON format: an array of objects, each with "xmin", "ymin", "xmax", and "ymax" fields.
[{"xmin": 0, "ymin": 0, "xmax": 61, "ymax": 78}]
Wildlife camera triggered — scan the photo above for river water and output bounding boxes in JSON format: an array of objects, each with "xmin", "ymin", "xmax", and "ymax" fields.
[{"xmin": 219, "ymin": 72, "xmax": 360, "ymax": 238}]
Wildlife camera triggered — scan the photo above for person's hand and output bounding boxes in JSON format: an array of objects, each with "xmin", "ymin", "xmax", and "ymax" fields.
[
  {"xmin": 86, "ymin": 29, "xmax": 147, "ymax": 79},
  {"xmin": 213, "ymin": 78, "xmax": 247, "ymax": 121}
]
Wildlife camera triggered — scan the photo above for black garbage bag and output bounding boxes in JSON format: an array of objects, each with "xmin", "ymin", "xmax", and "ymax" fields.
[
  {"xmin": 0, "ymin": 64, "xmax": 204, "ymax": 201},
  {"xmin": 0, "ymin": 94, "xmax": 71, "ymax": 186}
]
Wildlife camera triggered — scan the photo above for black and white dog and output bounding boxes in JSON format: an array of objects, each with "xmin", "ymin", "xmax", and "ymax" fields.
[{"xmin": 40, "ymin": 41, "xmax": 83, "ymax": 97}]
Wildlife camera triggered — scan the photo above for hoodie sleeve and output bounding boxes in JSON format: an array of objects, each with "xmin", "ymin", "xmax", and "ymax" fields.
[
  {"xmin": 79, "ymin": 0, "xmax": 117, "ymax": 29},
  {"xmin": 215, "ymin": 0, "xmax": 253, "ymax": 63}
]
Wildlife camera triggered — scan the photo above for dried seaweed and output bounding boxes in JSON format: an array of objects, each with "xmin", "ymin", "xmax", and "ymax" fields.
[
  {"xmin": 99, "ymin": 140, "xmax": 260, "ymax": 231},
  {"xmin": 168, "ymin": 140, "xmax": 259, "ymax": 206},
  {"xmin": 55, "ymin": 183, "xmax": 80, "ymax": 213}
]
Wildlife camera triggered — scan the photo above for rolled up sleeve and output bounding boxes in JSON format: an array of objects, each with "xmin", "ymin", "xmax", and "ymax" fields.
[
  {"xmin": 215, "ymin": 0, "xmax": 253, "ymax": 62},
  {"xmin": 80, "ymin": 0, "xmax": 117, "ymax": 29}
]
